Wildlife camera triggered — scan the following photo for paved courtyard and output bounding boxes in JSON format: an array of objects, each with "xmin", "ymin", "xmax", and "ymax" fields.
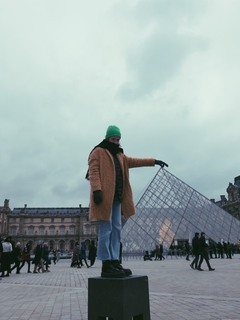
[{"xmin": 0, "ymin": 255, "xmax": 240, "ymax": 320}]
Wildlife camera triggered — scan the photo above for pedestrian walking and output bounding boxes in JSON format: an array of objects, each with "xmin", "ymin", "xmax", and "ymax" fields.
[
  {"xmin": 190, "ymin": 232, "xmax": 200, "ymax": 269},
  {"xmin": 33, "ymin": 241, "xmax": 45, "ymax": 273},
  {"xmin": 1, "ymin": 237, "xmax": 13, "ymax": 277},
  {"xmin": 198, "ymin": 232, "xmax": 215, "ymax": 271},
  {"xmin": 88, "ymin": 240, "xmax": 97, "ymax": 267},
  {"xmin": 42, "ymin": 243, "xmax": 50, "ymax": 272},
  {"xmin": 71, "ymin": 242, "xmax": 81, "ymax": 268},
  {"xmin": 10, "ymin": 242, "xmax": 22, "ymax": 274},
  {"xmin": 80, "ymin": 241, "xmax": 90, "ymax": 268},
  {"xmin": 19, "ymin": 241, "xmax": 32, "ymax": 273}
]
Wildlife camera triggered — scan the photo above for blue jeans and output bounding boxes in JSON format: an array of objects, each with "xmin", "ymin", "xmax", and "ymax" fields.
[{"xmin": 97, "ymin": 200, "xmax": 121, "ymax": 261}]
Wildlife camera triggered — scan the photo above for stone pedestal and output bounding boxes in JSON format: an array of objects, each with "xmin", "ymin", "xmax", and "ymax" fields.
[{"xmin": 88, "ymin": 275, "xmax": 151, "ymax": 320}]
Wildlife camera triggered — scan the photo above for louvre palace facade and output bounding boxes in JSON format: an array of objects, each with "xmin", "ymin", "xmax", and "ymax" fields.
[
  {"xmin": 0, "ymin": 199, "xmax": 97, "ymax": 252},
  {"xmin": 213, "ymin": 175, "xmax": 240, "ymax": 220}
]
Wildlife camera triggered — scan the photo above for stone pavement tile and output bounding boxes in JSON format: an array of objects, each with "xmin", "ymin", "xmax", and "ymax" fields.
[{"xmin": 0, "ymin": 255, "xmax": 240, "ymax": 319}]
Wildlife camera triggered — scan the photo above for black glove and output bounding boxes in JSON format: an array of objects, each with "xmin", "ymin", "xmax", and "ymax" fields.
[
  {"xmin": 93, "ymin": 190, "xmax": 103, "ymax": 205},
  {"xmin": 155, "ymin": 160, "xmax": 168, "ymax": 168}
]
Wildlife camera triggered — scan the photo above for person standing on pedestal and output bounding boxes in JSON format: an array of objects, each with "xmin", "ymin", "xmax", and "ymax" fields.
[{"xmin": 86, "ymin": 125, "xmax": 168, "ymax": 278}]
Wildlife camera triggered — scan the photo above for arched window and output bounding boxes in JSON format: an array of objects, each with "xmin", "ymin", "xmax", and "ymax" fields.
[
  {"xmin": 59, "ymin": 240, "xmax": 65, "ymax": 251},
  {"xmin": 49, "ymin": 225, "xmax": 55, "ymax": 235},
  {"xmin": 59, "ymin": 225, "xmax": 65, "ymax": 235},
  {"xmin": 9, "ymin": 225, "xmax": 17, "ymax": 236},
  {"xmin": 39, "ymin": 225, "xmax": 45, "ymax": 236},
  {"xmin": 70, "ymin": 240, "xmax": 75, "ymax": 250},
  {"xmin": 69, "ymin": 225, "xmax": 75, "ymax": 235},
  {"xmin": 49, "ymin": 240, "xmax": 55, "ymax": 250},
  {"xmin": 28, "ymin": 225, "xmax": 34, "ymax": 235},
  {"xmin": 83, "ymin": 223, "xmax": 91, "ymax": 235}
]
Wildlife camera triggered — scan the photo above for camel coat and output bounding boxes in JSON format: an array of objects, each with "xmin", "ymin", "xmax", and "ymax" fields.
[{"xmin": 88, "ymin": 147, "xmax": 155, "ymax": 221}]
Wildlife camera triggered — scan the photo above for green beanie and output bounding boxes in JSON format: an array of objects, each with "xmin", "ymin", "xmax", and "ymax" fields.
[{"xmin": 105, "ymin": 125, "xmax": 121, "ymax": 139}]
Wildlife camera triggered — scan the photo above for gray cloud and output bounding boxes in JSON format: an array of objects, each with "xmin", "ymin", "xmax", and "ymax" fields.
[
  {"xmin": 118, "ymin": 33, "xmax": 206, "ymax": 100},
  {"xmin": 115, "ymin": 0, "xmax": 208, "ymax": 100},
  {"xmin": 1, "ymin": 0, "xmax": 240, "ymax": 210}
]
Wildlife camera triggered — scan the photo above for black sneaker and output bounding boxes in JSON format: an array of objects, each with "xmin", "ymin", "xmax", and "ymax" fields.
[
  {"xmin": 101, "ymin": 260, "xmax": 126, "ymax": 278},
  {"xmin": 113, "ymin": 260, "xmax": 132, "ymax": 276}
]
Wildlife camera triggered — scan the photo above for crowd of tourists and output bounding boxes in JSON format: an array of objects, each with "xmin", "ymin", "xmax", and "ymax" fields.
[
  {"xmin": 167, "ymin": 239, "xmax": 235, "ymax": 260},
  {"xmin": 0, "ymin": 236, "xmax": 97, "ymax": 279},
  {"xmin": 0, "ymin": 236, "xmax": 60, "ymax": 278},
  {"xmin": 70, "ymin": 240, "xmax": 97, "ymax": 268},
  {"xmin": 144, "ymin": 232, "xmax": 236, "ymax": 272},
  {"xmin": 1, "ymin": 233, "xmax": 237, "ymax": 278}
]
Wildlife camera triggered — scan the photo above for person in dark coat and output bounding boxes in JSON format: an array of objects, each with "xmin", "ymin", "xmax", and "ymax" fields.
[
  {"xmin": 10, "ymin": 242, "xmax": 22, "ymax": 274},
  {"xmin": 190, "ymin": 232, "xmax": 200, "ymax": 269},
  {"xmin": 52, "ymin": 250, "xmax": 57, "ymax": 265},
  {"xmin": 19, "ymin": 242, "xmax": 32, "ymax": 273},
  {"xmin": 197, "ymin": 232, "xmax": 215, "ymax": 271},
  {"xmin": 33, "ymin": 241, "xmax": 45, "ymax": 273},
  {"xmin": 42, "ymin": 243, "xmax": 50, "ymax": 272},
  {"xmin": 159, "ymin": 243, "xmax": 165, "ymax": 260},
  {"xmin": 88, "ymin": 240, "xmax": 97, "ymax": 267},
  {"xmin": 143, "ymin": 251, "xmax": 152, "ymax": 261},
  {"xmin": 80, "ymin": 241, "xmax": 90, "ymax": 268},
  {"xmin": 71, "ymin": 242, "xmax": 81, "ymax": 268},
  {"xmin": 217, "ymin": 241, "xmax": 224, "ymax": 258}
]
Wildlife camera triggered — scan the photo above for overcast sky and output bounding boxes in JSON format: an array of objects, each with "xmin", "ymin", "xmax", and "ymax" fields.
[{"xmin": 1, "ymin": 0, "xmax": 240, "ymax": 209}]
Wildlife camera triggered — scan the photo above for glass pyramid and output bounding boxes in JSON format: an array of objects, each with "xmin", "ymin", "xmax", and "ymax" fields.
[{"xmin": 121, "ymin": 168, "xmax": 240, "ymax": 254}]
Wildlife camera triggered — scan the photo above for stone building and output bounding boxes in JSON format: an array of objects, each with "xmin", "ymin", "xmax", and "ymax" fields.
[
  {"xmin": 213, "ymin": 175, "xmax": 240, "ymax": 220},
  {"xmin": 0, "ymin": 199, "xmax": 11, "ymax": 236},
  {"xmin": 0, "ymin": 200, "xmax": 98, "ymax": 252}
]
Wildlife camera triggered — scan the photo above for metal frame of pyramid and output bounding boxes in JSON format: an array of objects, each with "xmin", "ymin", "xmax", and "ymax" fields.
[{"xmin": 121, "ymin": 168, "xmax": 240, "ymax": 254}]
